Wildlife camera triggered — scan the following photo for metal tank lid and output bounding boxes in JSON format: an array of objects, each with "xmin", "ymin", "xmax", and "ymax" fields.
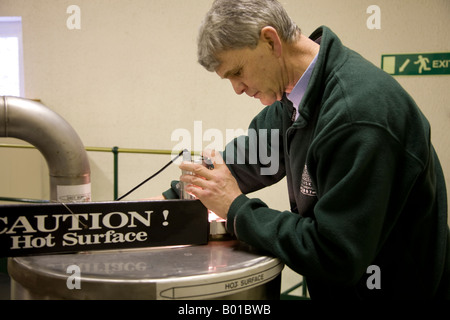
[{"xmin": 8, "ymin": 240, "xmax": 283, "ymax": 299}]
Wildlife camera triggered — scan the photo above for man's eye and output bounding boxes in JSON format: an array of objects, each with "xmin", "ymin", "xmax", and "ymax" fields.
[{"xmin": 234, "ymin": 69, "xmax": 242, "ymax": 77}]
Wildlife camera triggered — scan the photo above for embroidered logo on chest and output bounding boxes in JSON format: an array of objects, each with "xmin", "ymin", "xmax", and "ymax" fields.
[{"xmin": 300, "ymin": 165, "xmax": 317, "ymax": 196}]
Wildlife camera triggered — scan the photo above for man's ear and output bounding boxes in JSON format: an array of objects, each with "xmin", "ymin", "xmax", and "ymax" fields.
[{"xmin": 260, "ymin": 26, "xmax": 282, "ymax": 57}]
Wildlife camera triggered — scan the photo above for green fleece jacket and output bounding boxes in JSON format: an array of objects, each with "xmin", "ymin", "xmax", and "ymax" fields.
[{"xmin": 165, "ymin": 26, "xmax": 449, "ymax": 299}]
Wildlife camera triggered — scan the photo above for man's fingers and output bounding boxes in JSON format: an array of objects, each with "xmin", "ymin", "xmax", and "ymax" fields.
[
  {"xmin": 185, "ymin": 183, "xmax": 207, "ymax": 198},
  {"xmin": 202, "ymin": 149, "xmax": 225, "ymax": 167},
  {"xmin": 180, "ymin": 173, "xmax": 209, "ymax": 188},
  {"xmin": 179, "ymin": 161, "xmax": 213, "ymax": 179}
]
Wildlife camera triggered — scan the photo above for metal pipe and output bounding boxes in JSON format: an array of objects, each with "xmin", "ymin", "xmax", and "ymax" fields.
[{"xmin": 0, "ymin": 96, "xmax": 91, "ymax": 202}]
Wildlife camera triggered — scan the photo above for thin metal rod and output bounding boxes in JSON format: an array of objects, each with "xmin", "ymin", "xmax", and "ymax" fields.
[
  {"xmin": 0, "ymin": 143, "xmax": 35, "ymax": 150},
  {"xmin": 115, "ymin": 149, "xmax": 185, "ymax": 201},
  {"xmin": 0, "ymin": 196, "xmax": 50, "ymax": 203},
  {"xmin": 0, "ymin": 143, "xmax": 199, "ymax": 156},
  {"xmin": 112, "ymin": 146, "xmax": 119, "ymax": 200}
]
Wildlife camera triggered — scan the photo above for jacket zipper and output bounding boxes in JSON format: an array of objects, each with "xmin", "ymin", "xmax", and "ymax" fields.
[{"xmin": 291, "ymin": 108, "xmax": 297, "ymax": 123}]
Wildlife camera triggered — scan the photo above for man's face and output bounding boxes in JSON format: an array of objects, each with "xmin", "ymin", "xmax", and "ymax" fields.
[{"xmin": 215, "ymin": 40, "xmax": 285, "ymax": 106}]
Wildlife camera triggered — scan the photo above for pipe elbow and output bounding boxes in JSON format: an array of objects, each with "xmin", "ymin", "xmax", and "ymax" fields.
[{"xmin": 1, "ymin": 96, "xmax": 90, "ymax": 201}]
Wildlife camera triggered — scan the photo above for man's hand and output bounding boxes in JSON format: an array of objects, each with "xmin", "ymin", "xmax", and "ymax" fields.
[{"xmin": 179, "ymin": 149, "xmax": 242, "ymax": 219}]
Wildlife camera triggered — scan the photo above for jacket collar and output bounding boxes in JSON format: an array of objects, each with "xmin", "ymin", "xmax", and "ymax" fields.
[{"xmin": 288, "ymin": 26, "xmax": 349, "ymax": 126}]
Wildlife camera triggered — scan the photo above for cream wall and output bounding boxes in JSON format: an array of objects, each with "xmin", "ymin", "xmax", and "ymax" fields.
[
  {"xmin": 0, "ymin": 1, "xmax": 449, "ymax": 216},
  {"xmin": 1, "ymin": 0, "xmax": 449, "ymax": 297}
]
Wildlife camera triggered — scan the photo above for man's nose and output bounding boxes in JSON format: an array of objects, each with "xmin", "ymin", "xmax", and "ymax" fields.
[{"xmin": 230, "ymin": 79, "xmax": 247, "ymax": 95}]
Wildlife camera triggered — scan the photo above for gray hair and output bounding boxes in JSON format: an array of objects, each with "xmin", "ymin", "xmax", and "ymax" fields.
[{"xmin": 197, "ymin": 0, "xmax": 301, "ymax": 72}]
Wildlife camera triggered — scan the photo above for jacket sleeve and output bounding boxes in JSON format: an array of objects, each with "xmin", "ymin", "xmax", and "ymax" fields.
[
  {"xmin": 222, "ymin": 102, "xmax": 287, "ymax": 194},
  {"xmin": 226, "ymin": 124, "xmax": 425, "ymax": 286},
  {"xmin": 162, "ymin": 180, "xmax": 181, "ymax": 199}
]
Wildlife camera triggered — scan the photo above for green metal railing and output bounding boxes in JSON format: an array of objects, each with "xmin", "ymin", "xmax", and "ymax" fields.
[
  {"xmin": 280, "ymin": 279, "xmax": 309, "ymax": 300},
  {"xmin": 0, "ymin": 143, "xmax": 187, "ymax": 202}
]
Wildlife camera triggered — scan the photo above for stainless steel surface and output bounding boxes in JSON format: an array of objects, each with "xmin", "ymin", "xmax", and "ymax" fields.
[
  {"xmin": 0, "ymin": 96, "xmax": 91, "ymax": 201},
  {"xmin": 9, "ymin": 240, "xmax": 283, "ymax": 300}
]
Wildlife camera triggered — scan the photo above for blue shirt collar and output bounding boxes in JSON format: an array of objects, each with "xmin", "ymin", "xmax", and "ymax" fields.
[{"xmin": 286, "ymin": 53, "xmax": 318, "ymax": 121}]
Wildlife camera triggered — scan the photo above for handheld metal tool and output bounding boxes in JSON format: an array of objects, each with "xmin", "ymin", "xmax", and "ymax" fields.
[{"xmin": 180, "ymin": 149, "xmax": 194, "ymax": 199}]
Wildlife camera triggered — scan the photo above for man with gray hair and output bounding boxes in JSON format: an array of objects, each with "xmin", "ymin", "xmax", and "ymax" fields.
[{"xmin": 170, "ymin": 0, "xmax": 450, "ymax": 299}]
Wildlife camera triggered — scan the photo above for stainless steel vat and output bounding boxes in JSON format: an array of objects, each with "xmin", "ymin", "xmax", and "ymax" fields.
[{"xmin": 8, "ymin": 240, "xmax": 283, "ymax": 300}]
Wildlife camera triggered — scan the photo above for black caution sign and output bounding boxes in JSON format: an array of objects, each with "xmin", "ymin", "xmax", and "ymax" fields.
[{"xmin": 0, "ymin": 200, "xmax": 208, "ymax": 258}]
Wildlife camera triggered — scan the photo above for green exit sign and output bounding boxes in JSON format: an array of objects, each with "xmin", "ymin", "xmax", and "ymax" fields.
[{"xmin": 381, "ymin": 52, "xmax": 450, "ymax": 76}]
